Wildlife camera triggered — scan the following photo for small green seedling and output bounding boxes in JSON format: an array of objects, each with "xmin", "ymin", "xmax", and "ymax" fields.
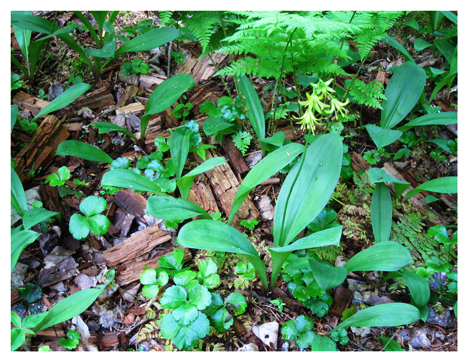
[
  {"xmin": 158, "ymin": 248, "xmax": 185, "ymax": 273},
  {"xmin": 171, "ymin": 51, "xmax": 185, "ymax": 65},
  {"xmin": 341, "ymin": 306, "xmax": 357, "ymax": 322},
  {"xmin": 240, "ymin": 219, "xmax": 258, "ymax": 230},
  {"xmin": 59, "ymin": 330, "xmax": 80, "ymax": 350},
  {"xmin": 73, "ymin": 179, "xmax": 86, "ymax": 186},
  {"xmin": 11, "ymin": 311, "xmax": 47, "ymax": 351},
  {"xmin": 69, "ymin": 196, "xmax": 110, "ymax": 239},
  {"xmin": 282, "ymin": 315, "xmax": 315, "ymax": 349},
  {"xmin": 121, "ymin": 58, "xmax": 150, "ymax": 77},
  {"xmin": 196, "ymin": 259, "xmax": 221, "ymax": 289},
  {"xmin": 140, "ymin": 269, "xmax": 169, "ymax": 298},
  {"xmin": 270, "ymin": 298, "xmax": 286, "ymax": 312},
  {"xmin": 45, "ymin": 166, "xmax": 71, "ymax": 187},
  {"xmin": 171, "ymin": 103, "xmax": 193, "ymax": 121},
  {"xmin": 38, "ymin": 345, "xmax": 50, "ymax": 351},
  {"xmin": 232, "ymin": 130, "xmax": 253, "ymax": 155},
  {"xmin": 428, "ymin": 225, "xmax": 457, "ymax": 244},
  {"xmin": 235, "ymin": 262, "xmax": 256, "ymax": 280},
  {"xmin": 430, "ymin": 148, "xmax": 446, "ymax": 162},
  {"xmin": 330, "ymin": 328, "xmax": 349, "ymax": 345},
  {"xmin": 203, "ymin": 291, "xmax": 247, "ymax": 332},
  {"xmin": 11, "ymin": 73, "xmax": 22, "ymax": 90}
]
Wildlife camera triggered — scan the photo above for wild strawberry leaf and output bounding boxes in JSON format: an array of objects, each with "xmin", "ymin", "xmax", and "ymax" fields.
[
  {"xmin": 225, "ymin": 292, "xmax": 247, "ymax": 315},
  {"xmin": 188, "ymin": 284, "xmax": 212, "ymax": 310},
  {"xmin": 79, "ymin": 196, "xmax": 106, "ymax": 217},
  {"xmin": 173, "ymin": 303, "xmax": 199, "ymax": 325},
  {"xmin": 161, "ymin": 286, "xmax": 187, "ymax": 309}
]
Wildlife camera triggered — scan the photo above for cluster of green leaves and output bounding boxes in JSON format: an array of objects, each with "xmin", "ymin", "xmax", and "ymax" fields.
[
  {"xmin": 282, "ymin": 255, "xmax": 334, "ymax": 317},
  {"xmin": 59, "ymin": 330, "xmax": 80, "ymax": 350},
  {"xmin": 69, "ymin": 196, "xmax": 110, "ymax": 240},
  {"xmin": 282, "ymin": 315, "xmax": 337, "ymax": 351},
  {"xmin": 171, "ymin": 102, "xmax": 193, "ymax": 121},
  {"xmin": 120, "ymin": 58, "xmax": 149, "ymax": 78}
]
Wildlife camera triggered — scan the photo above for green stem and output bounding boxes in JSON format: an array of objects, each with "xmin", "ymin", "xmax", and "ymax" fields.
[
  {"xmin": 270, "ymin": 28, "xmax": 297, "ymax": 136},
  {"xmin": 332, "ymin": 11, "xmax": 357, "ymax": 90},
  {"xmin": 208, "ymin": 53, "xmax": 232, "ymax": 97},
  {"xmin": 33, "ymin": 11, "xmax": 58, "ymax": 83}
]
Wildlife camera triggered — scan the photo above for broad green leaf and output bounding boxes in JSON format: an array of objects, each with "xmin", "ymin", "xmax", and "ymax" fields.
[
  {"xmin": 270, "ymin": 226, "xmax": 342, "ymax": 288},
  {"xmin": 201, "ymin": 274, "xmax": 220, "ymax": 289},
  {"xmin": 188, "ymin": 284, "xmax": 212, "ymax": 310},
  {"xmin": 209, "ymin": 307, "xmax": 233, "ymax": 332},
  {"xmin": 174, "ymin": 270, "xmax": 197, "ymax": 288},
  {"xmin": 69, "ymin": 213, "xmax": 91, "ymax": 239},
  {"xmin": 297, "ymin": 331, "xmax": 315, "ymax": 349},
  {"xmin": 11, "ymin": 167, "xmax": 28, "ymax": 215},
  {"xmin": 442, "ymin": 11, "xmax": 457, "ymax": 24},
  {"xmin": 371, "ymin": 183, "xmax": 392, "ymax": 243},
  {"xmin": 368, "ymin": 168, "xmax": 410, "ymax": 198},
  {"xmin": 142, "ymin": 285, "xmax": 160, "ymax": 299},
  {"xmin": 91, "ymin": 122, "xmax": 138, "ymax": 141},
  {"xmin": 160, "ymin": 314, "xmax": 181, "ymax": 340},
  {"xmin": 366, "ymin": 124, "xmax": 402, "ymax": 149},
  {"xmin": 384, "ymin": 35, "xmax": 415, "ymax": 63},
  {"xmin": 401, "ymin": 271, "xmax": 430, "ymax": 309},
  {"xmin": 159, "ymin": 249, "xmax": 185, "ymax": 270},
  {"xmin": 101, "ymin": 169, "xmax": 166, "ymax": 195},
  {"xmin": 434, "ymin": 39, "xmax": 455, "ymax": 65},
  {"xmin": 57, "ymin": 140, "xmax": 113, "ymax": 164},
  {"xmin": 404, "ymin": 176, "xmax": 457, "ymax": 200},
  {"xmin": 397, "ymin": 112, "xmax": 457, "ymax": 132},
  {"xmin": 11, "ymin": 104, "xmax": 19, "ymax": 132},
  {"xmin": 414, "ymin": 38, "xmax": 432, "ymax": 52},
  {"xmin": 379, "ymin": 336, "xmax": 405, "ymax": 351},
  {"xmin": 177, "ymin": 220, "xmax": 268, "ymax": 290},
  {"xmin": 237, "ymin": 75, "xmax": 265, "ymax": 141},
  {"xmin": 225, "ymin": 292, "xmax": 247, "ymax": 315},
  {"xmin": 11, "ymin": 230, "xmax": 40, "ymax": 273},
  {"xmin": 85, "ymin": 40, "xmax": 116, "ymax": 58},
  {"xmin": 380, "ymin": 62, "xmax": 426, "ymax": 129},
  {"xmin": 198, "ymin": 259, "xmax": 218, "ymax": 278},
  {"xmin": 176, "ymin": 157, "xmax": 225, "ymax": 200},
  {"xmin": 11, "ymin": 329, "xmax": 25, "ymax": 351},
  {"xmin": 274, "ymin": 133, "xmax": 342, "ymax": 247},
  {"xmin": 295, "ymin": 315, "xmax": 314, "ymax": 334},
  {"xmin": 429, "ymin": 11, "xmax": 444, "ymax": 31},
  {"xmin": 173, "ymin": 303, "xmax": 199, "ymax": 325},
  {"xmin": 140, "ymin": 269, "xmax": 157, "ymax": 285},
  {"xmin": 202, "ymin": 292, "xmax": 224, "ymax": 317},
  {"xmin": 161, "ymin": 286, "xmax": 187, "ymax": 309},
  {"xmin": 89, "ymin": 11, "xmax": 109, "ymax": 32},
  {"xmin": 344, "ymin": 241, "xmax": 412, "ymax": 273},
  {"xmin": 115, "ymin": 27, "xmax": 180, "ymax": 56},
  {"xmin": 22, "ymin": 208, "xmax": 58, "ymax": 231},
  {"xmin": 308, "ymin": 257, "xmax": 347, "ymax": 292},
  {"xmin": 228, "ymin": 143, "xmax": 304, "ymax": 225},
  {"xmin": 11, "ymin": 13, "xmax": 58, "ymax": 34},
  {"xmin": 146, "ymin": 196, "xmax": 210, "ymax": 221},
  {"xmin": 33, "ymin": 83, "xmax": 91, "ymax": 121},
  {"xmin": 202, "ymin": 117, "xmax": 234, "ymax": 135},
  {"xmin": 34, "ymin": 288, "xmax": 104, "ymax": 331},
  {"xmin": 172, "ymin": 312, "xmax": 210, "ymax": 350},
  {"xmin": 311, "ymin": 334, "xmax": 337, "ymax": 351},
  {"xmin": 87, "ymin": 214, "xmax": 110, "ymax": 236},
  {"xmin": 258, "ymin": 131, "xmax": 286, "ymax": 151},
  {"xmin": 171, "ymin": 126, "xmax": 192, "ymax": 179},
  {"xmin": 12, "ymin": 11, "xmax": 32, "ymax": 71},
  {"xmin": 281, "ymin": 320, "xmax": 298, "ymax": 340},
  {"xmin": 334, "ymin": 303, "xmax": 421, "ymax": 331},
  {"xmin": 11, "ymin": 311, "xmax": 22, "ymax": 329},
  {"xmin": 80, "ymin": 195, "xmax": 106, "ymax": 217}
]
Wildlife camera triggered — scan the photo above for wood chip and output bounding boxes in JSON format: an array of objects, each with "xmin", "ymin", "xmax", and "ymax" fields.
[{"xmin": 74, "ymin": 87, "xmax": 115, "ymax": 110}]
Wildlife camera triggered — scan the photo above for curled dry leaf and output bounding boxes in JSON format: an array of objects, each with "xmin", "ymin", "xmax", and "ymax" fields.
[{"xmin": 252, "ymin": 321, "xmax": 279, "ymax": 350}]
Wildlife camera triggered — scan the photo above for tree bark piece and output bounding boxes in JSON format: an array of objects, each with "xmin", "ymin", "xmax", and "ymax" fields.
[
  {"xmin": 222, "ymin": 135, "xmax": 250, "ymax": 175},
  {"xmin": 115, "ymin": 102, "xmax": 145, "ymax": 115},
  {"xmin": 116, "ymin": 247, "xmax": 191, "ymax": 286},
  {"xmin": 329, "ymin": 285, "xmax": 354, "ymax": 317},
  {"xmin": 14, "ymin": 115, "xmax": 70, "ymax": 184},
  {"xmin": 39, "ymin": 184, "xmax": 68, "ymax": 219},
  {"xmin": 112, "ymin": 189, "xmax": 147, "ymax": 225},
  {"xmin": 188, "ymin": 175, "xmax": 220, "ymax": 215},
  {"xmin": 103, "ymin": 225, "xmax": 171, "ymax": 266},
  {"xmin": 139, "ymin": 74, "xmax": 167, "ymax": 89},
  {"xmin": 194, "ymin": 149, "xmax": 260, "ymax": 229},
  {"xmin": 116, "ymin": 85, "xmax": 139, "ymax": 108},
  {"xmin": 73, "ymin": 87, "xmax": 115, "ymax": 110}
]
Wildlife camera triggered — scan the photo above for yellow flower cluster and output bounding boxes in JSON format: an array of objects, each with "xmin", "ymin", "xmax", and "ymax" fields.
[{"xmin": 294, "ymin": 79, "xmax": 349, "ymax": 133}]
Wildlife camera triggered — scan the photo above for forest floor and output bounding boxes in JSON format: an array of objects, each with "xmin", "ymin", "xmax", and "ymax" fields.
[{"xmin": 10, "ymin": 11, "xmax": 457, "ymax": 351}]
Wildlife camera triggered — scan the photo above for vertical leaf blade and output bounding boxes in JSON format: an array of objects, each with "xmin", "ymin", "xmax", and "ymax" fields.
[
  {"xmin": 380, "ymin": 62, "xmax": 426, "ymax": 129},
  {"xmin": 237, "ymin": 75, "xmax": 265, "ymax": 140},
  {"xmin": 371, "ymin": 183, "xmax": 392, "ymax": 243},
  {"xmin": 171, "ymin": 127, "xmax": 192, "ymax": 179},
  {"xmin": 273, "ymin": 133, "xmax": 343, "ymax": 247}
]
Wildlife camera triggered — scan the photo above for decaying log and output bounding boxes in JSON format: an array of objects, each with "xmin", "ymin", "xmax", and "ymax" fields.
[
  {"xmin": 272, "ymin": 287, "xmax": 303, "ymax": 310},
  {"xmin": 12, "ymin": 91, "xmax": 50, "ymax": 117},
  {"xmin": 329, "ymin": 285, "xmax": 354, "ymax": 317},
  {"xmin": 194, "ymin": 149, "xmax": 261, "ymax": 229},
  {"xmin": 188, "ymin": 175, "xmax": 220, "ymax": 215},
  {"xmin": 222, "ymin": 136, "xmax": 250, "ymax": 175},
  {"xmin": 116, "ymin": 247, "xmax": 191, "ymax": 286},
  {"xmin": 39, "ymin": 184, "xmax": 68, "ymax": 219},
  {"xmin": 103, "ymin": 225, "xmax": 171, "ymax": 266},
  {"xmin": 35, "ymin": 329, "xmax": 119, "ymax": 349},
  {"xmin": 116, "ymin": 85, "xmax": 139, "ymax": 108},
  {"xmin": 73, "ymin": 87, "xmax": 115, "ymax": 110},
  {"xmin": 14, "ymin": 115, "xmax": 70, "ymax": 184},
  {"xmin": 112, "ymin": 189, "xmax": 147, "ymax": 225}
]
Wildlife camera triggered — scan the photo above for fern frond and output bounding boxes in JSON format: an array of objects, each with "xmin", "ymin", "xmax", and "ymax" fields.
[
  {"xmin": 158, "ymin": 11, "xmax": 173, "ymax": 26},
  {"xmin": 348, "ymin": 79, "xmax": 386, "ymax": 109}
]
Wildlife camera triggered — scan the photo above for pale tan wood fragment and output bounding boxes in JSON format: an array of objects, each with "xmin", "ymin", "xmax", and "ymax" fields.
[
  {"xmin": 12, "ymin": 91, "xmax": 50, "ymax": 117},
  {"xmin": 116, "ymin": 102, "xmax": 145, "ymax": 115},
  {"xmin": 74, "ymin": 87, "xmax": 115, "ymax": 110},
  {"xmin": 116, "ymin": 247, "xmax": 191, "ymax": 285},
  {"xmin": 103, "ymin": 225, "xmax": 171, "ymax": 266},
  {"xmin": 188, "ymin": 175, "xmax": 220, "ymax": 215},
  {"xmin": 139, "ymin": 74, "xmax": 167, "ymax": 88},
  {"xmin": 116, "ymin": 85, "xmax": 139, "ymax": 108}
]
